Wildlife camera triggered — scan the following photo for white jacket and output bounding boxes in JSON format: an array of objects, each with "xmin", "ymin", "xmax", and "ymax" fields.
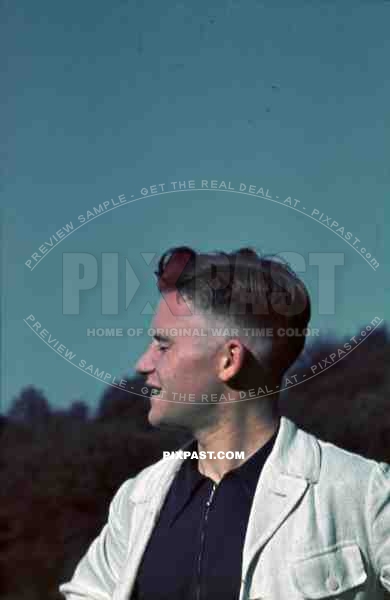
[{"xmin": 59, "ymin": 416, "xmax": 390, "ymax": 599}]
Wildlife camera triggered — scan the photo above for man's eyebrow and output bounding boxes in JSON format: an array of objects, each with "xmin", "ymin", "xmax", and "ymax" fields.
[{"xmin": 153, "ymin": 334, "xmax": 172, "ymax": 343}]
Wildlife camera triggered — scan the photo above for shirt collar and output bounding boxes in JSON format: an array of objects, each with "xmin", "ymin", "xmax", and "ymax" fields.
[{"xmin": 169, "ymin": 422, "xmax": 280, "ymax": 525}]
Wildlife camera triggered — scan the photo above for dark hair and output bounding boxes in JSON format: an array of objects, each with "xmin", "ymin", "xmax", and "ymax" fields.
[{"xmin": 154, "ymin": 245, "xmax": 311, "ymax": 380}]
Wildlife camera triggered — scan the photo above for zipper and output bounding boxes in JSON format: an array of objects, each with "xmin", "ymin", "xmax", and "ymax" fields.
[{"xmin": 195, "ymin": 481, "xmax": 217, "ymax": 600}]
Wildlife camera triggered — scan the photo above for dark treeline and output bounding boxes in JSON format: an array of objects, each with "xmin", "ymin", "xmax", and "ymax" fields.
[{"xmin": 1, "ymin": 324, "xmax": 389, "ymax": 599}]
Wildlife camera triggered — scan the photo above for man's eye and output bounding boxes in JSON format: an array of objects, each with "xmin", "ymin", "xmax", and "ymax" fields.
[{"xmin": 152, "ymin": 339, "xmax": 170, "ymax": 352}]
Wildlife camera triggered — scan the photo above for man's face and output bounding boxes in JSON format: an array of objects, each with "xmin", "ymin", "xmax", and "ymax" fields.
[{"xmin": 135, "ymin": 290, "xmax": 224, "ymax": 429}]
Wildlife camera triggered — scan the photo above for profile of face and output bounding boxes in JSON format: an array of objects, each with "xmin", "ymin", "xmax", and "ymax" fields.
[{"xmin": 135, "ymin": 290, "xmax": 227, "ymax": 430}]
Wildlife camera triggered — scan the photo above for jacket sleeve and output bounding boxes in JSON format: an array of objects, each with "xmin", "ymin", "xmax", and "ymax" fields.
[
  {"xmin": 59, "ymin": 478, "xmax": 134, "ymax": 600},
  {"xmin": 368, "ymin": 462, "xmax": 390, "ymax": 591}
]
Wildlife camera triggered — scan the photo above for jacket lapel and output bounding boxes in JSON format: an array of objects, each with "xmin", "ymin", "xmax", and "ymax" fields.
[
  {"xmin": 241, "ymin": 417, "xmax": 321, "ymax": 583},
  {"xmin": 115, "ymin": 444, "xmax": 192, "ymax": 600},
  {"xmin": 241, "ymin": 470, "xmax": 309, "ymax": 577}
]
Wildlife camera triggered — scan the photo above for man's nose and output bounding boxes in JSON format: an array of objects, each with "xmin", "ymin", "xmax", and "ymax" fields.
[{"xmin": 135, "ymin": 345, "xmax": 155, "ymax": 376}]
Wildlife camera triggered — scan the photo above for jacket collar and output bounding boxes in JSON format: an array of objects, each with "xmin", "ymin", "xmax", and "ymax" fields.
[
  {"xmin": 269, "ymin": 415, "xmax": 321, "ymax": 483},
  {"xmin": 129, "ymin": 416, "xmax": 321, "ymax": 506}
]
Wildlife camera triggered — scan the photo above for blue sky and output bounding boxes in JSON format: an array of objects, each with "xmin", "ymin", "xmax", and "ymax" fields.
[{"xmin": 1, "ymin": 0, "xmax": 387, "ymax": 413}]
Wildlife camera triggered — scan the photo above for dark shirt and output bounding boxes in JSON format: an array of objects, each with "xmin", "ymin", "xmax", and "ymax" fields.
[{"xmin": 131, "ymin": 427, "xmax": 278, "ymax": 600}]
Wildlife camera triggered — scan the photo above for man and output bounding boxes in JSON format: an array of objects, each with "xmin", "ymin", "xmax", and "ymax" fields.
[{"xmin": 60, "ymin": 245, "xmax": 390, "ymax": 599}]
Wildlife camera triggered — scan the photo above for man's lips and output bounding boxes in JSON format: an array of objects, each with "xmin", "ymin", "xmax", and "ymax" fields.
[
  {"xmin": 149, "ymin": 386, "xmax": 163, "ymax": 396},
  {"xmin": 145, "ymin": 381, "xmax": 160, "ymax": 390}
]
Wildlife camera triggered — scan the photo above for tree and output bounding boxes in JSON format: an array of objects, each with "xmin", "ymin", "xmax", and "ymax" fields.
[{"xmin": 8, "ymin": 386, "xmax": 51, "ymax": 425}]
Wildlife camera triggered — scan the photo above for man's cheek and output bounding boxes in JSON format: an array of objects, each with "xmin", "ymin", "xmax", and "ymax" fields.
[{"xmin": 193, "ymin": 337, "xmax": 213, "ymax": 355}]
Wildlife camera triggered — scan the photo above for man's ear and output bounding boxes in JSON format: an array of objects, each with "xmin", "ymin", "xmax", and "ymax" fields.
[
  {"xmin": 224, "ymin": 345, "xmax": 273, "ymax": 391},
  {"xmin": 219, "ymin": 339, "xmax": 246, "ymax": 382}
]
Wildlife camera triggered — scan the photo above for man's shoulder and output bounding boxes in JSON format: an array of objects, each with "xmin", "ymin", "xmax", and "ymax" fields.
[
  {"xmin": 295, "ymin": 421, "xmax": 385, "ymax": 486},
  {"xmin": 113, "ymin": 452, "xmax": 183, "ymax": 505}
]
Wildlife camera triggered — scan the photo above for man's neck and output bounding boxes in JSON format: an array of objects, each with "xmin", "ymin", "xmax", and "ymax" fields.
[{"xmin": 195, "ymin": 412, "xmax": 280, "ymax": 484}]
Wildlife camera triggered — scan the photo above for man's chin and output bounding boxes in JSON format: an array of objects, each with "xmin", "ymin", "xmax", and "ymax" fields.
[
  {"xmin": 147, "ymin": 401, "xmax": 171, "ymax": 427},
  {"xmin": 147, "ymin": 408, "xmax": 162, "ymax": 427},
  {"xmin": 147, "ymin": 402, "xmax": 187, "ymax": 430}
]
